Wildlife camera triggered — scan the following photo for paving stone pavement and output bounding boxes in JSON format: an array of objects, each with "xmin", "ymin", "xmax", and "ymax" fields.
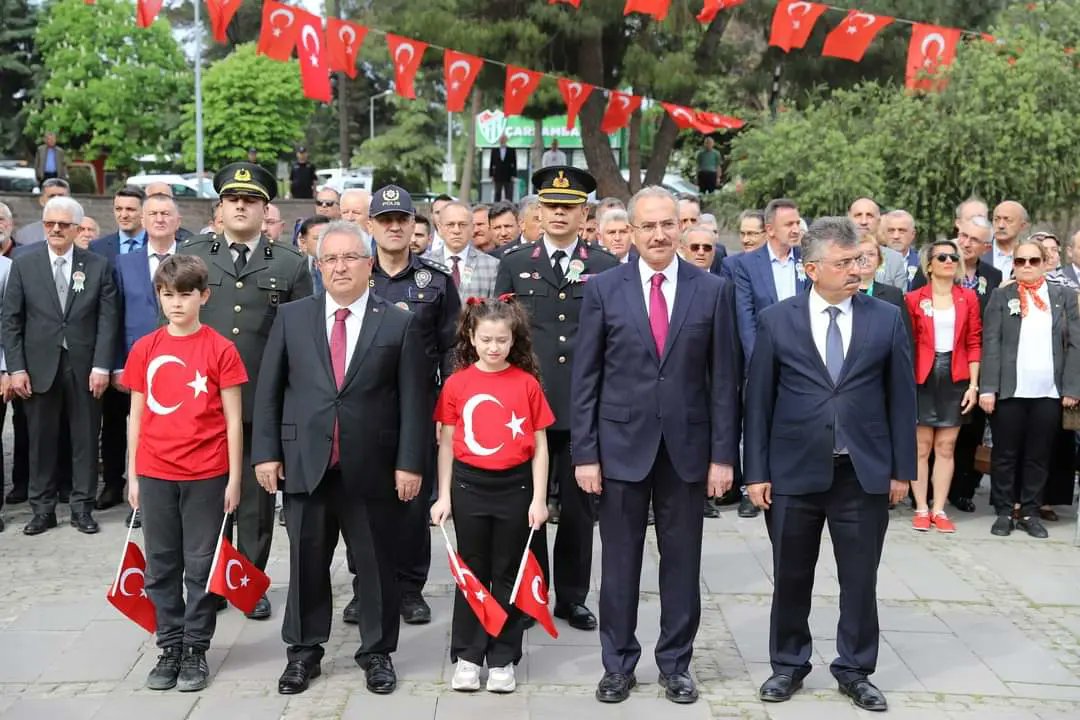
[{"xmin": 2, "ymin": 440, "xmax": 1079, "ymax": 719}]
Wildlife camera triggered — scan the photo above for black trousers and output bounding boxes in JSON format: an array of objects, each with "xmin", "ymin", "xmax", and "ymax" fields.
[
  {"xmin": 598, "ymin": 441, "xmax": 704, "ymax": 676},
  {"xmin": 224, "ymin": 424, "xmax": 274, "ymax": 571},
  {"xmin": 140, "ymin": 475, "xmax": 226, "ymax": 651},
  {"xmin": 450, "ymin": 464, "xmax": 532, "ymax": 667},
  {"xmin": 697, "ymin": 171, "xmax": 718, "ymax": 194},
  {"xmin": 99, "ymin": 386, "xmax": 130, "ymax": 494},
  {"xmin": 283, "ymin": 468, "xmax": 402, "ymax": 666},
  {"xmin": 951, "ymin": 406, "xmax": 988, "ymax": 500},
  {"xmin": 24, "ymin": 353, "xmax": 101, "ymax": 515},
  {"xmin": 4, "ymin": 399, "xmax": 70, "ymax": 506},
  {"xmin": 492, "ymin": 179, "xmax": 513, "ymax": 202},
  {"xmin": 1042, "ymin": 429, "xmax": 1077, "ymax": 506},
  {"xmin": 765, "ymin": 459, "xmax": 889, "ymax": 684},
  {"xmin": 395, "ymin": 436, "xmax": 437, "ymax": 594},
  {"xmin": 990, "ymin": 397, "xmax": 1060, "ymax": 517}
]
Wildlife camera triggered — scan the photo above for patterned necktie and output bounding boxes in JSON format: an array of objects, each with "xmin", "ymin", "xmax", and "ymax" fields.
[
  {"xmin": 649, "ymin": 273, "xmax": 669, "ymax": 356},
  {"xmin": 54, "ymin": 257, "xmax": 68, "ymax": 308},
  {"xmin": 450, "ymin": 256, "xmax": 461, "ymax": 288},
  {"xmin": 152, "ymin": 253, "xmax": 169, "ymax": 263},
  {"xmin": 124, "ymin": 237, "xmax": 140, "ymax": 254},
  {"xmin": 329, "ymin": 307, "xmax": 349, "ymax": 467},
  {"xmin": 551, "ymin": 250, "xmax": 567, "ymax": 284},
  {"xmin": 231, "ymin": 243, "xmax": 249, "ymax": 275},
  {"xmin": 825, "ymin": 306, "xmax": 846, "ymax": 452}
]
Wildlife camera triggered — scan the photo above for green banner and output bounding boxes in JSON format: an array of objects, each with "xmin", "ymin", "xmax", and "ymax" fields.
[{"xmin": 474, "ymin": 109, "xmax": 620, "ymax": 149}]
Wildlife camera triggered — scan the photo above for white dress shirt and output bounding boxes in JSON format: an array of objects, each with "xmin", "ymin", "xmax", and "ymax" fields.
[
  {"xmin": 639, "ymin": 255, "xmax": 678, "ymax": 322},
  {"xmin": 325, "ymin": 292, "xmax": 369, "ymax": 373},
  {"xmin": 224, "ymin": 233, "xmax": 260, "ymax": 264},
  {"xmin": 146, "ymin": 241, "xmax": 177, "ymax": 280},
  {"xmin": 1014, "ymin": 283, "xmax": 1058, "ymax": 398},
  {"xmin": 808, "ymin": 289, "xmax": 853, "ymax": 365},
  {"xmin": 992, "ymin": 242, "xmax": 1014, "ymax": 279},
  {"xmin": 543, "ymin": 236, "xmax": 576, "ymax": 275},
  {"xmin": 768, "ymin": 243, "xmax": 797, "ymax": 301},
  {"xmin": 541, "ymin": 149, "xmax": 567, "ymax": 167},
  {"xmin": 445, "ymin": 244, "xmax": 470, "ymax": 268}
]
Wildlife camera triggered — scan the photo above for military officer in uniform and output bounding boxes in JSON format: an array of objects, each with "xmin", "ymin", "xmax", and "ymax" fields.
[
  {"xmin": 179, "ymin": 162, "xmax": 313, "ymax": 619},
  {"xmin": 494, "ymin": 166, "xmax": 618, "ymax": 631},
  {"xmin": 340, "ymin": 185, "xmax": 460, "ymax": 627}
]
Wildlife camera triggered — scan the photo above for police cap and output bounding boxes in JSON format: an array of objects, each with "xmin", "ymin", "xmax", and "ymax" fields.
[{"xmin": 370, "ymin": 185, "xmax": 415, "ymax": 217}]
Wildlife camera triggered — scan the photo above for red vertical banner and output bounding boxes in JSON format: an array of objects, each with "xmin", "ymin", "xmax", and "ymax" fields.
[
  {"xmin": 599, "ymin": 91, "xmax": 641, "ymax": 134},
  {"xmin": 296, "ymin": 10, "xmax": 331, "ymax": 103},
  {"xmin": 326, "ymin": 18, "xmax": 367, "ymax": 79},
  {"xmin": 906, "ymin": 24, "xmax": 962, "ymax": 92},
  {"xmin": 385, "ymin": 34, "xmax": 429, "ymax": 99},
  {"xmin": 206, "ymin": 0, "xmax": 243, "ymax": 44},
  {"xmin": 821, "ymin": 10, "xmax": 895, "ymax": 62},
  {"xmin": 443, "ymin": 51, "xmax": 483, "ymax": 113},
  {"xmin": 135, "ymin": 0, "xmax": 163, "ymax": 27},
  {"xmin": 557, "ymin": 78, "xmax": 594, "ymax": 129},
  {"xmin": 769, "ymin": 0, "xmax": 829, "ymax": 53},
  {"xmin": 256, "ymin": 1, "xmax": 301, "ymax": 61},
  {"xmin": 503, "ymin": 66, "xmax": 542, "ymax": 117}
]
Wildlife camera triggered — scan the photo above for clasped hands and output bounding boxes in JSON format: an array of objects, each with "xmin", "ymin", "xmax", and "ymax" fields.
[
  {"xmin": 253, "ymin": 461, "xmax": 421, "ymax": 502},
  {"xmin": 576, "ymin": 462, "xmax": 734, "ymax": 498}
]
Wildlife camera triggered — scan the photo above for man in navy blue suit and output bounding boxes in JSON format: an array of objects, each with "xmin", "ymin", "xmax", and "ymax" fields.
[
  {"xmin": 572, "ymin": 186, "xmax": 741, "ymax": 705},
  {"xmin": 744, "ymin": 216, "xmax": 916, "ymax": 713}
]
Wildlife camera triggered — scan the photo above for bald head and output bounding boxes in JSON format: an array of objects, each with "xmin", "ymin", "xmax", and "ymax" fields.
[
  {"xmin": 848, "ymin": 197, "xmax": 881, "ymax": 236},
  {"xmin": 144, "ymin": 181, "xmax": 174, "ymax": 197},
  {"xmin": 992, "ymin": 200, "xmax": 1029, "ymax": 249}
]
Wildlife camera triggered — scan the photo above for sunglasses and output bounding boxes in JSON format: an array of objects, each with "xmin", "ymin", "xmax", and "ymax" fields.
[
  {"xmin": 43, "ymin": 220, "xmax": 76, "ymax": 231},
  {"xmin": 688, "ymin": 243, "xmax": 715, "ymax": 253},
  {"xmin": 315, "ymin": 200, "xmax": 338, "ymax": 208},
  {"xmin": 933, "ymin": 253, "xmax": 960, "ymax": 263},
  {"xmin": 1013, "ymin": 256, "xmax": 1043, "ymax": 267}
]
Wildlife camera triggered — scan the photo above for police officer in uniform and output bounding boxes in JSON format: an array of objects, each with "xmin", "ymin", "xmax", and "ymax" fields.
[
  {"xmin": 180, "ymin": 162, "xmax": 313, "ymax": 619},
  {"xmin": 494, "ymin": 166, "xmax": 618, "ymax": 631},
  {"xmin": 340, "ymin": 185, "xmax": 460, "ymax": 627}
]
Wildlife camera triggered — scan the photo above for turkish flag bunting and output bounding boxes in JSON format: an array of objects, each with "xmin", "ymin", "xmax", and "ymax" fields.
[
  {"xmin": 906, "ymin": 23, "xmax": 961, "ymax": 92},
  {"xmin": 136, "ymin": 0, "xmax": 163, "ymax": 28},
  {"xmin": 624, "ymin": 0, "xmax": 671, "ymax": 21},
  {"xmin": 257, "ymin": 0, "xmax": 301, "ymax": 62},
  {"xmin": 444, "ymin": 50, "xmax": 483, "ymax": 112},
  {"xmin": 821, "ymin": 10, "xmax": 895, "ymax": 62},
  {"xmin": 504, "ymin": 66, "xmax": 542, "ymax": 117},
  {"xmin": 206, "ymin": 0, "xmax": 243, "ymax": 44},
  {"xmin": 697, "ymin": 0, "xmax": 745, "ymax": 25},
  {"xmin": 107, "ymin": 542, "xmax": 157, "ymax": 634},
  {"xmin": 600, "ymin": 91, "xmax": 642, "ymax": 134},
  {"xmin": 513, "ymin": 550, "xmax": 558, "ymax": 638},
  {"xmin": 208, "ymin": 537, "xmax": 271, "ymax": 614},
  {"xmin": 769, "ymin": 0, "xmax": 828, "ymax": 53},
  {"xmin": 549, "ymin": 0, "xmax": 581, "ymax": 6},
  {"xmin": 696, "ymin": 110, "xmax": 745, "ymax": 130},
  {"xmin": 448, "ymin": 545, "xmax": 508, "ymax": 637},
  {"xmin": 557, "ymin": 78, "xmax": 594, "ymax": 129},
  {"xmin": 662, "ymin": 102, "xmax": 720, "ymax": 134},
  {"xmin": 326, "ymin": 18, "xmax": 367, "ymax": 79},
  {"xmin": 386, "ymin": 34, "xmax": 428, "ymax": 99},
  {"xmin": 295, "ymin": 10, "xmax": 331, "ymax": 103}
]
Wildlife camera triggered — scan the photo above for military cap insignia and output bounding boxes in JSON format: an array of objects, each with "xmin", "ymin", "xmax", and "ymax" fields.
[
  {"xmin": 234, "ymin": 168, "xmax": 252, "ymax": 182},
  {"xmin": 553, "ymin": 171, "xmax": 571, "ymax": 189}
]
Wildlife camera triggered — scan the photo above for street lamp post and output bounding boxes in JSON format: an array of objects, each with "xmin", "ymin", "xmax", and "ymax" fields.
[{"xmin": 369, "ymin": 89, "xmax": 393, "ymax": 141}]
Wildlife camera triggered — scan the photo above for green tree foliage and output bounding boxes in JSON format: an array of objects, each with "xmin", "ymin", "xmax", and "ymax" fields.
[
  {"xmin": 353, "ymin": 94, "xmax": 446, "ymax": 190},
  {"xmin": 0, "ymin": 0, "xmax": 37, "ymax": 157},
  {"xmin": 179, "ymin": 43, "xmax": 314, "ymax": 171},
  {"xmin": 24, "ymin": 0, "xmax": 192, "ymax": 172}
]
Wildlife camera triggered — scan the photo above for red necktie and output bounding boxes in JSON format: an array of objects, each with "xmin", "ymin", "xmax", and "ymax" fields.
[
  {"xmin": 650, "ymin": 273, "xmax": 669, "ymax": 356},
  {"xmin": 450, "ymin": 256, "xmax": 462, "ymax": 288},
  {"xmin": 329, "ymin": 307, "xmax": 349, "ymax": 467}
]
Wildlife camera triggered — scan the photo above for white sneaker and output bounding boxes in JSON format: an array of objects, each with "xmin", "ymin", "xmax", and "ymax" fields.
[
  {"xmin": 451, "ymin": 659, "xmax": 481, "ymax": 691},
  {"xmin": 486, "ymin": 663, "xmax": 516, "ymax": 693}
]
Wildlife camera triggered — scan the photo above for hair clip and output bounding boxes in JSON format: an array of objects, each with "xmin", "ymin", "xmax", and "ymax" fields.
[
  {"xmin": 466, "ymin": 296, "xmax": 484, "ymax": 306},
  {"xmin": 498, "ymin": 292, "xmax": 516, "ymax": 303}
]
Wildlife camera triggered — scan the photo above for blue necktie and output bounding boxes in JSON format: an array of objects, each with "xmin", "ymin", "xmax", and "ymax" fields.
[{"xmin": 825, "ymin": 306, "xmax": 846, "ymax": 452}]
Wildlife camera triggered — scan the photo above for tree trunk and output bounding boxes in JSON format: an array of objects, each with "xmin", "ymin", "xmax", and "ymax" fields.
[
  {"xmin": 577, "ymin": 30, "xmax": 630, "ymax": 201},
  {"xmin": 459, "ymin": 90, "xmax": 479, "ymax": 200},
  {"xmin": 627, "ymin": 106, "xmax": 642, "ymax": 194}
]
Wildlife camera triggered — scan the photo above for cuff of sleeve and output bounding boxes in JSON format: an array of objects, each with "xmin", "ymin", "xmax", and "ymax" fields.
[{"xmin": 92, "ymin": 367, "xmax": 109, "ymax": 375}]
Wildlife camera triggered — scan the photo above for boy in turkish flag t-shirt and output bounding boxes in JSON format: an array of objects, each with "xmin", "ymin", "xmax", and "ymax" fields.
[
  {"xmin": 432, "ymin": 296, "xmax": 554, "ymax": 694},
  {"xmin": 120, "ymin": 255, "xmax": 247, "ymax": 693}
]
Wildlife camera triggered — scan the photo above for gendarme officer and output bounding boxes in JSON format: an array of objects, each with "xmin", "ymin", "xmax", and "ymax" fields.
[
  {"xmin": 494, "ymin": 166, "xmax": 618, "ymax": 631},
  {"xmin": 180, "ymin": 162, "xmax": 312, "ymax": 619},
  {"xmin": 339, "ymin": 185, "xmax": 460, "ymax": 628}
]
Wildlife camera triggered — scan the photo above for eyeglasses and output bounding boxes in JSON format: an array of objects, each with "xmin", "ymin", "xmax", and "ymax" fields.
[
  {"xmin": 633, "ymin": 220, "xmax": 679, "ymax": 234},
  {"xmin": 933, "ymin": 253, "xmax": 960, "ymax": 263},
  {"xmin": 809, "ymin": 255, "xmax": 868, "ymax": 270},
  {"xmin": 319, "ymin": 253, "xmax": 367, "ymax": 266},
  {"xmin": 43, "ymin": 220, "xmax": 76, "ymax": 231},
  {"xmin": 1013, "ymin": 256, "xmax": 1043, "ymax": 267},
  {"xmin": 315, "ymin": 200, "xmax": 339, "ymax": 208},
  {"xmin": 688, "ymin": 244, "xmax": 715, "ymax": 253}
]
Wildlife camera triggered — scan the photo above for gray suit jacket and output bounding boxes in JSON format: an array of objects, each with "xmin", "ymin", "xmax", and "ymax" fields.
[
  {"xmin": 875, "ymin": 246, "xmax": 909, "ymax": 290},
  {"xmin": 14, "ymin": 221, "xmax": 45, "ymax": 247},
  {"xmin": 980, "ymin": 282, "xmax": 1080, "ymax": 400},
  {"xmin": 34, "ymin": 145, "xmax": 67, "ymax": 184},
  {"xmin": 430, "ymin": 245, "xmax": 499, "ymax": 299}
]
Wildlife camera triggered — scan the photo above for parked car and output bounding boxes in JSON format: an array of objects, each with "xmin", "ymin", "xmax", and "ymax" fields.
[
  {"xmin": 0, "ymin": 166, "xmax": 37, "ymax": 193},
  {"xmin": 126, "ymin": 173, "xmax": 218, "ymax": 199},
  {"xmin": 316, "ymin": 167, "xmax": 374, "ymax": 193}
]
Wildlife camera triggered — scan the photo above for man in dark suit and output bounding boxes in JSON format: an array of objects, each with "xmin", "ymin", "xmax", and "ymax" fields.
[
  {"xmin": 572, "ymin": 186, "xmax": 741, "ymax": 705},
  {"xmin": 488, "ymin": 134, "xmax": 517, "ymax": 202},
  {"xmin": 252, "ymin": 220, "xmax": 428, "ymax": 697},
  {"xmin": 2, "ymin": 196, "xmax": 118, "ymax": 536},
  {"xmin": 744, "ymin": 217, "xmax": 916, "ymax": 712},
  {"xmin": 33, "ymin": 132, "xmax": 67, "ymax": 185},
  {"xmin": 1063, "ymin": 229, "xmax": 1080, "ymax": 287}
]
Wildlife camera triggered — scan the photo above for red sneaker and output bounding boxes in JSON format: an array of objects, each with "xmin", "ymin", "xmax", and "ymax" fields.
[
  {"xmin": 912, "ymin": 513, "xmax": 931, "ymax": 532},
  {"xmin": 931, "ymin": 513, "xmax": 956, "ymax": 533}
]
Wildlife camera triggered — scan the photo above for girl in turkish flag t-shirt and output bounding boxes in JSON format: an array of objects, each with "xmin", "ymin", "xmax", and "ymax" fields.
[{"xmin": 432, "ymin": 295, "xmax": 554, "ymax": 693}]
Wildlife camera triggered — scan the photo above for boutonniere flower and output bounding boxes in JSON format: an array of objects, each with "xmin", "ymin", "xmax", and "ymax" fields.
[
  {"xmin": 567, "ymin": 258, "xmax": 586, "ymax": 283},
  {"xmin": 907, "ymin": 265, "xmax": 918, "ymax": 281},
  {"xmin": 1008, "ymin": 298, "xmax": 1021, "ymax": 316},
  {"xmin": 795, "ymin": 262, "xmax": 806, "ymax": 282},
  {"xmin": 919, "ymin": 298, "xmax": 933, "ymax": 317},
  {"xmin": 72, "ymin": 270, "xmax": 86, "ymax": 293},
  {"xmin": 978, "ymin": 276, "xmax": 988, "ymax": 295}
]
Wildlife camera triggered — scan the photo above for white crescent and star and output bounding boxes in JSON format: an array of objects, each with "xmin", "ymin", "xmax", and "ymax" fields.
[
  {"xmin": 787, "ymin": 0, "xmax": 812, "ymax": 28},
  {"xmin": 670, "ymin": 106, "xmax": 693, "ymax": 124},
  {"xmin": 301, "ymin": 25, "xmax": 320, "ymax": 67},
  {"xmin": 531, "ymin": 575, "xmax": 547, "ymax": 605},
  {"xmin": 509, "ymin": 71, "xmax": 532, "ymax": 95},
  {"xmin": 338, "ymin": 24, "xmax": 356, "ymax": 50},
  {"xmin": 462, "ymin": 394, "xmax": 505, "ymax": 456},
  {"xmin": 394, "ymin": 43, "xmax": 415, "ymax": 72},
  {"xmin": 224, "ymin": 559, "xmax": 250, "ymax": 591},
  {"xmin": 920, "ymin": 32, "xmax": 946, "ymax": 65},
  {"xmin": 846, "ymin": 12, "xmax": 878, "ymax": 33},
  {"xmin": 187, "ymin": 370, "xmax": 208, "ymax": 399},
  {"xmin": 449, "ymin": 59, "xmax": 473, "ymax": 90},
  {"xmin": 119, "ymin": 567, "xmax": 146, "ymax": 598},
  {"xmin": 269, "ymin": 8, "xmax": 294, "ymax": 37},
  {"xmin": 146, "ymin": 355, "xmax": 185, "ymax": 415},
  {"xmin": 566, "ymin": 82, "xmax": 583, "ymax": 99}
]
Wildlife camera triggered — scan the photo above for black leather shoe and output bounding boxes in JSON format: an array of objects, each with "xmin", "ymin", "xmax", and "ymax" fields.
[
  {"xmin": 838, "ymin": 678, "xmax": 887, "ymax": 712},
  {"xmin": 5, "ymin": 490, "xmax": 27, "ymax": 505},
  {"xmin": 400, "ymin": 591, "xmax": 431, "ymax": 624},
  {"xmin": 96, "ymin": 487, "xmax": 124, "ymax": 510},
  {"xmin": 70, "ymin": 512, "xmax": 99, "ymax": 534},
  {"xmin": 359, "ymin": 653, "xmax": 396, "ymax": 694},
  {"xmin": 759, "ymin": 673, "xmax": 802, "ymax": 702},
  {"xmin": 703, "ymin": 500, "xmax": 719, "ymax": 519},
  {"xmin": 554, "ymin": 602, "xmax": 597, "ymax": 631},
  {"xmin": 738, "ymin": 495, "xmax": 760, "ymax": 518},
  {"xmin": 659, "ymin": 671, "xmax": 698, "ymax": 704},
  {"xmin": 126, "ymin": 509, "xmax": 142, "ymax": 529},
  {"xmin": 1016, "ymin": 516, "xmax": 1049, "ymax": 539},
  {"xmin": 596, "ymin": 672, "xmax": 635, "ymax": 703},
  {"xmin": 245, "ymin": 594, "xmax": 271, "ymax": 619},
  {"xmin": 991, "ymin": 514, "xmax": 1013, "ymax": 537},
  {"xmin": 278, "ymin": 660, "xmax": 321, "ymax": 695},
  {"xmin": 342, "ymin": 596, "xmax": 360, "ymax": 625},
  {"xmin": 24, "ymin": 513, "xmax": 58, "ymax": 535},
  {"xmin": 715, "ymin": 488, "xmax": 740, "ymax": 506},
  {"xmin": 949, "ymin": 495, "xmax": 976, "ymax": 513}
]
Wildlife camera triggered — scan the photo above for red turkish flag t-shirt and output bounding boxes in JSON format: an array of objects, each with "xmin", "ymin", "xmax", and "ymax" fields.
[
  {"xmin": 435, "ymin": 365, "xmax": 555, "ymax": 471},
  {"xmin": 122, "ymin": 325, "xmax": 248, "ymax": 481}
]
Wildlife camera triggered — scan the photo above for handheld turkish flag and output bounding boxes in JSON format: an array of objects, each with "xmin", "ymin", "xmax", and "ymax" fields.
[
  {"xmin": 295, "ymin": 10, "xmax": 331, "ymax": 103},
  {"xmin": 821, "ymin": 10, "xmax": 894, "ymax": 63},
  {"xmin": 697, "ymin": 0, "xmax": 745, "ymax": 25},
  {"xmin": 208, "ymin": 537, "xmax": 270, "ymax": 614},
  {"xmin": 135, "ymin": 0, "xmax": 163, "ymax": 28},
  {"xmin": 906, "ymin": 24, "xmax": 961, "ymax": 92},
  {"xmin": 206, "ymin": 0, "xmax": 243, "ymax": 44},
  {"xmin": 511, "ymin": 548, "xmax": 558, "ymax": 638},
  {"xmin": 600, "ymin": 91, "xmax": 642, "ymax": 134},
  {"xmin": 662, "ymin": 103, "xmax": 719, "ymax": 134},
  {"xmin": 107, "ymin": 541, "xmax": 157, "ymax": 634},
  {"xmin": 257, "ymin": 0, "xmax": 301, "ymax": 62},
  {"xmin": 444, "ymin": 50, "xmax": 483, "ymax": 113},
  {"xmin": 504, "ymin": 66, "xmax": 542, "ymax": 117},
  {"xmin": 623, "ymin": 0, "xmax": 671, "ymax": 21},
  {"xmin": 386, "ymin": 34, "xmax": 428, "ymax": 100},
  {"xmin": 558, "ymin": 79, "xmax": 593, "ymax": 129},
  {"xmin": 443, "ymin": 528, "xmax": 507, "ymax": 637},
  {"xmin": 327, "ymin": 18, "xmax": 367, "ymax": 79},
  {"xmin": 769, "ymin": 0, "xmax": 828, "ymax": 53}
]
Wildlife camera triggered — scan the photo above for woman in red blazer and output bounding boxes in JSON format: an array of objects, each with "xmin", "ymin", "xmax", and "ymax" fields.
[{"xmin": 904, "ymin": 239, "xmax": 982, "ymax": 534}]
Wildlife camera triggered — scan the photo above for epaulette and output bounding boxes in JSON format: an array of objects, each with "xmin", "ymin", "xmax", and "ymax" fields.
[
  {"xmin": 182, "ymin": 233, "xmax": 215, "ymax": 247},
  {"xmin": 267, "ymin": 239, "xmax": 303, "ymax": 257},
  {"xmin": 588, "ymin": 241, "xmax": 614, "ymax": 255},
  {"xmin": 502, "ymin": 242, "xmax": 531, "ymax": 256},
  {"xmin": 418, "ymin": 255, "xmax": 452, "ymax": 275}
]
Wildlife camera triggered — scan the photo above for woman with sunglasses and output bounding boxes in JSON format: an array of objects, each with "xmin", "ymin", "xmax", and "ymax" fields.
[
  {"xmin": 904, "ymin": 240, "xmax": 982, "ymax": 533},
  {"xmin": 980, "ymin": 239, "xmax": 1080, "ymax": 539}
]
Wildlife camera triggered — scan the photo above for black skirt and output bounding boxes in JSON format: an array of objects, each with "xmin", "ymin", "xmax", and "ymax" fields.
[{"xmin": 917, "ymin": 352, "xmax": 970, "ymax": 428}]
